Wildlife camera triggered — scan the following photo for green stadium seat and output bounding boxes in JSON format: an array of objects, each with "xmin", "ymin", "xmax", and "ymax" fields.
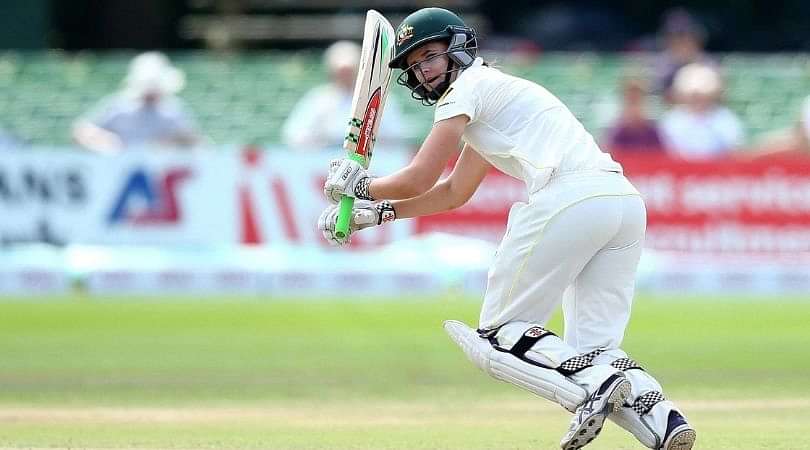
[{"xmin": 1, "ymin": 51, "xmax": 809, "ymax": 147}]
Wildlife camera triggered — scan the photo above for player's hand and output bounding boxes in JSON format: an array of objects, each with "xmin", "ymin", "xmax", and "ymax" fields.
[
  {"xmin": 317, "ymin": 200, "xmax": 397, "ymax": 246},
  {"xmin": 324, "ymin": 158, "xmax": 374, "ymax": 204}
]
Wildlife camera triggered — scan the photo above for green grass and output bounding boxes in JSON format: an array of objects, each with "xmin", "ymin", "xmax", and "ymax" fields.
[{"xmin": 0, "ymin": 294, "xmax": 808, "ymax": 448}]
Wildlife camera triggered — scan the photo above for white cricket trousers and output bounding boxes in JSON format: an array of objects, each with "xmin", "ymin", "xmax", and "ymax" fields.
[{"xmin": 479, "ymin": 170, "xmax": 645, "ymax": 353}]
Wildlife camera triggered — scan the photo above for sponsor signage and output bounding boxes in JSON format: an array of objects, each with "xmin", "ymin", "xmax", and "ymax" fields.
[
  {"xmin": 415, "ymin": 152, "xmax": 810, "ymax": 258},
  {"xmin": 2, "ymin": 149, "xmax": 809, "ymax": 257}
]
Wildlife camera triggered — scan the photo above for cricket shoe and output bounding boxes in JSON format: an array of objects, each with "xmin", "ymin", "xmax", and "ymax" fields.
[
  {"xmin": 560, "ymin": 372, "xmax": 631, "ymax": 450},
  {"xmin": 660, "ymin": 410, "xmax": 696, "ymax": 450}
]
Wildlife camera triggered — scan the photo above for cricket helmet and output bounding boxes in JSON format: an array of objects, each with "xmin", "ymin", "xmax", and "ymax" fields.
[{"xmin": 389, "ymin": 8, "xmax": 478, "ymax": 105}]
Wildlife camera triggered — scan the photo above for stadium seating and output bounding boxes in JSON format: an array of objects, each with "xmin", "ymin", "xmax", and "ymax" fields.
[{"xmin": 0, "ymin": 50, "xmax": 808, "ymax": 147}]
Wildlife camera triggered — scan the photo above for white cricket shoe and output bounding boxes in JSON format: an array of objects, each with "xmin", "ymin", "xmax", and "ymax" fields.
[
  {"xmin": 560, "ymin": 372, "xmax": 631, "ymax": 450},
  {"xmin": 661, "ymin": 410, "xmax": 696, "ymax": 450}
]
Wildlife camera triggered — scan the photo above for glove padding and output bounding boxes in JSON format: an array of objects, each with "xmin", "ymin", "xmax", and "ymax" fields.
[
  {"xmin": 324, "ymin": 158, "xmax": 374, "ymax": 204},
  {"xmin": 318, "ymin": 200, "xmax": 396, "ymax": 246}
]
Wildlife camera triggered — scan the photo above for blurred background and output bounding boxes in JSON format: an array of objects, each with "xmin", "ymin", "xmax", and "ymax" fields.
[
  {"xmin": 1, "ymin": 2, "xmax": 809, "ymax": 449},
  {"xmin": 1, "ymin": 0, "xmax": 809, "ymax": 296}
]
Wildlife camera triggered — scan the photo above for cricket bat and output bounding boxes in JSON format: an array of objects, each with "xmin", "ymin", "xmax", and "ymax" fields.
[{"xmin": 334, "ymin": 10, "xmax": 396, "ymax": 240}]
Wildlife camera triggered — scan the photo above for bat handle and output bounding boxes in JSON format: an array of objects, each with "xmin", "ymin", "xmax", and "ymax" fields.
[
  {"xmin": 334, "ymin": 153, "xmax": 366, "ymax": 240},
  {"xmin": 335, "ymin": 195, "xmax": 355, "ymax": 240}
]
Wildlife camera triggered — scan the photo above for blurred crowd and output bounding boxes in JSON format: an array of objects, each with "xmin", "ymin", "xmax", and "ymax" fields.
[
  {"xmin": 281, "ymin": 40, "xmax": 409, "ymax": 150},
  {"xmin": 1, "ymin": 8, "xmax": 809, "ymax": 160},
  {"xmin": 601, "ymin": 8, "xmax": 809, "ymax": 160},
  {"xmin": 2, "ymin": 41, "xmax": 411, "ymax": 155},
  {"xmin": 72, "ymin": 51, "xmax": 202, "ymax": 153}
]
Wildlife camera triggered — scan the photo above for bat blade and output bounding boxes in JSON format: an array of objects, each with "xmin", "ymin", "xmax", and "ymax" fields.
[{"xmin": 335, "ymin": 10, "xmax": 395, "ymax": 240}]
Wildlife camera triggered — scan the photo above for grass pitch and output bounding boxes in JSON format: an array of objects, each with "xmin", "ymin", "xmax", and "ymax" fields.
[{"xmin": 0, "ymin": 294, "xmax": 808, "ymax": 449}]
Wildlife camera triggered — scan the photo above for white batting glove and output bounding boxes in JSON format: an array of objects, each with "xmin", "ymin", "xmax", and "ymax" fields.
[
  {"xmin": 323, "ymin": 158, "xmax": 375, "ymax": 204},
  {"xmin": 317, "ymin": 200, "xmax": 397, "ymax": 246}
]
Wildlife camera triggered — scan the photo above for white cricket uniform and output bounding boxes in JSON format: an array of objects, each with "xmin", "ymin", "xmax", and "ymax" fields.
[{"xmin": 434, "ymin": 58, "xmax": 644, "ymax": 352}]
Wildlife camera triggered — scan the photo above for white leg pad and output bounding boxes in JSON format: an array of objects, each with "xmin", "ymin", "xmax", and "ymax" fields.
[
  {"xmin": 612, "ymin": 400, "xmax": 689, "ymax": 449},
  {"xmin": 443, "ymin": 320, "xmax": 587, "ymax": 412},
  {"xmin": 487, "ymin": 344, "xmax": 588, "ymax": 412},
  {"xmin": 495, "ymin": 322, "xmax": 581, "ymax": 367},
  {"xmin": 593, "ymin": 350, "xmax": 664, "ymax": 398},
  {"xmin": 610, "ymin": 405, "xmax": 661, "ymax": 449},
  {"xmin": 496, "ymin": 322, "xmax": 621, "ymax": 396}
]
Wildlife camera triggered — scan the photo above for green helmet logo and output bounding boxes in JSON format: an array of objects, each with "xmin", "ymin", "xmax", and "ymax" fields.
[{"xmin": 396, "ymin": 25, "xmax": 414, "ymax": 47}]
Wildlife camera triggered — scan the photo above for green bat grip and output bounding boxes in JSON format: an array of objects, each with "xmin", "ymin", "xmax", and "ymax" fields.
[
  {"xmin": 334, "ymin": 153, "xmax": 367, "ymax": 240},
  {"xmin": 334, "ymin": 196, "xmax": 355, "ymax": 240}
]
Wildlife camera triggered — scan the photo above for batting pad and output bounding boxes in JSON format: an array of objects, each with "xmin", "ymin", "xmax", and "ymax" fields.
[
  {"xmin": 609, "ymin": 404, "xmax": 661, "ymax": 449},
  {"xmin": 592, "ymin": 349, "xmax": 680, "ymax": 449},
  {"xmin": 443, "ymin": 320, "xmax": 587, "ymax": 412}
]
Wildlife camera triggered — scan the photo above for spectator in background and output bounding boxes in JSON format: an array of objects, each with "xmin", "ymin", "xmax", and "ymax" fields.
[
  {"xmin": 72, "ymin": 52, "xmax": 201, "ymax": 153},
  {"xmin": 603, "ymin": 77, "xmax": 664, "ymax": 153},
  {"xmin": 659, "ymin": 63, "xmax": 745, "ymax": 160},
  {"xmin": 652, "ymin": 8, "xmax": 716, "ymax": 102},
  {"xmin": 282, "ymin": 41, "xmax": 409, "ymax": 151}
]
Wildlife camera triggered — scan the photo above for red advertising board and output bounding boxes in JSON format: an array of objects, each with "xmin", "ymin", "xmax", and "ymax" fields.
[
  {"xmin": 619, "ymin": 153, "xmax": 810, "ymax": 256},
  {"xmin": 414, "ymin": 153, "xmax": 810, "ymax": 257}
]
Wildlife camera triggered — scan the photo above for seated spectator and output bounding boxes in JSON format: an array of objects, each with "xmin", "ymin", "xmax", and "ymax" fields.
[
  {"xmin": 282, "ymin": 41, "xmax": 409, "ymax": 151},
  {"xmin": 72, "ymin": 52, "xmax": 201, "ymax": 153},
  {"xmin": 659, "ymin": 63, "xmax": 745, "ymax": 160},
  {"xmin": 603, "ymin": 77, "xmax": 664, "ymax": 153},
  {"xmin": 652, "ymin": 8, "xmax": 716, "ymax": 102}
]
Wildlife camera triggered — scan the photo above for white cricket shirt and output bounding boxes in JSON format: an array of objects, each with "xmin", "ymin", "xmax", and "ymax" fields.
[{"xmin": 434, "ymin": 58, "xmax": 622, "ymax": 194}]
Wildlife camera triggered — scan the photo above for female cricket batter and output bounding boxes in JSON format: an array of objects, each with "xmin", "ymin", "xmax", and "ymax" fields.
[{"xmin": 319, "ymin": 8, "xmax": 695, "ymax": 450}]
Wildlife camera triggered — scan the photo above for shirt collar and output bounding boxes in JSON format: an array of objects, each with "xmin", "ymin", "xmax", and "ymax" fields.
[{"xmin": 456, "ymin": 57, "xmax": 483, "ymax": 78}]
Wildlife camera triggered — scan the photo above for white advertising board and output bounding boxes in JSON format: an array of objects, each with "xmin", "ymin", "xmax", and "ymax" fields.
[{"xmin": 0, "ymin": 148, "xmax": 411, "ymax": 247}]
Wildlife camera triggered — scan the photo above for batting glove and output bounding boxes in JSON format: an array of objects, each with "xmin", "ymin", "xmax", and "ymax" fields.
[
  {"xmin": 324, "ymin": 158, "xmax": 375, "ymax": 204},
  {"xmin": 317, "ymin": 200, "xmax": 396, "ymax": 246}
]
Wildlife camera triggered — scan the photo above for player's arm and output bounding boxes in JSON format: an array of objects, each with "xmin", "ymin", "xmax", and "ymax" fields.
[
  {"xmin": 369, "ymin": 114, "xmax": 468, "ymax": 199},
  {"xmin": 323, "ymin": 115, "xmax": 467, "ymax": 203},
  {"xmin": 318, "ymin": 143, "xmax": 489, "ymax": 246},
  {"xmin": 391, "ymin": 144, "xmax": 490, "ymax": 218}
]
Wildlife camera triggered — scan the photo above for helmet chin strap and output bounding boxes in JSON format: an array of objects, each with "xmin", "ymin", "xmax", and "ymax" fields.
[
  {"xmin": 425, "ymin": 60, "xmax": 457, "ymax": 103},
  {"xmin": 428, "ymin": 74, "xmax": 452, "ymax": 101}
]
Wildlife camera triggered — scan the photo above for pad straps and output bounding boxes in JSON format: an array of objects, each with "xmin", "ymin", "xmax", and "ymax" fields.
[
  {"xmin": 478, "ymin": 325, "xmax": 603, "ymax": 376},
  {"xmin": 557, "ymin": 348, "xmax": 605, "ymax": 376},
  {"xmin": 607, "ymin": 356, "xmax": 666, "ymax": 416},
  {"xmin": 508, "ymin": 326, "xmax": 555, "ymax": 356},
  {"xmin": 479, "ymin": 326, "xmax": 556, "ymax": 371},
  {"xmin": 632, "ymin": 391, "xmax": 666, "ymax": 415},
  {"xmin": 610, "ymin": 357, "xmax": 644, "ymax": 371}
]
